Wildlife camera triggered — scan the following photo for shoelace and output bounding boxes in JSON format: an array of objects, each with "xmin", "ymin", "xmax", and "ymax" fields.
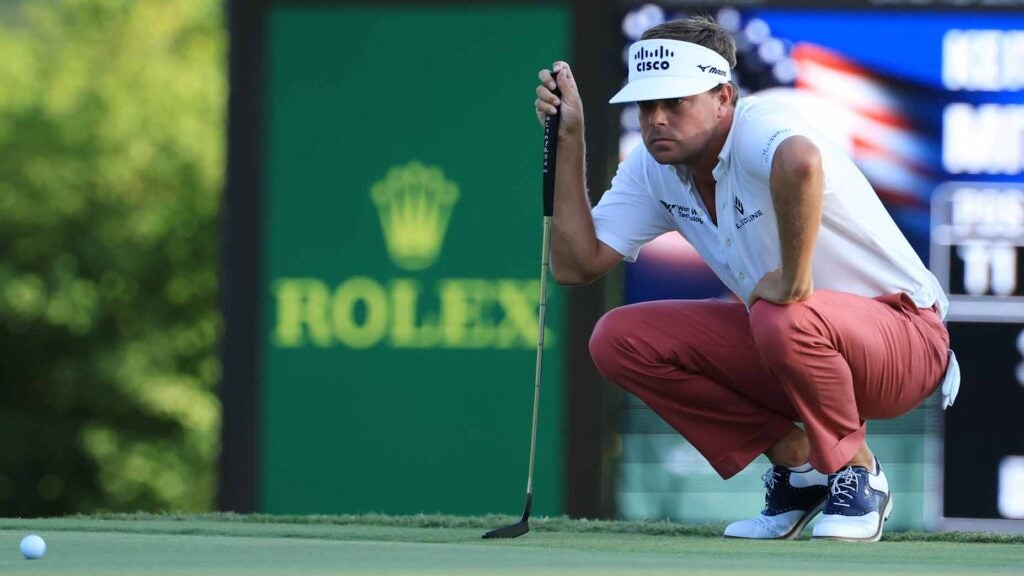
[
  {"xmin": 761, "ymin": 467, "xmax": 780, "ymax": 504},
  {"xmin": 829, "ymin": 467, "xmax": 860, "ymax": 508}
]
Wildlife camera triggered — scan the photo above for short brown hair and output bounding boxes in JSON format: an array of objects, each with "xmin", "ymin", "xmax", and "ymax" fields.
[{"xmin": 641, "ymin": 15, "xmax": 739, "ymax": 105}]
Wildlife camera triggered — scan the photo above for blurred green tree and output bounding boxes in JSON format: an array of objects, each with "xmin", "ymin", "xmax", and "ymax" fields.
[{"xmin": 0, "ymin": 0, "xmax": 224, "ymax": 514}]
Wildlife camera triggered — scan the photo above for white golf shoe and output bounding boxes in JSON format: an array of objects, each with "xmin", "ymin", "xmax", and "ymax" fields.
[
  {"xmin": 724, "ymin": 465, "xmax": 828, "ymax": 540},
  {"xmin": 811, "ymin": 458, "xmax": 893, "ymax": 542}
]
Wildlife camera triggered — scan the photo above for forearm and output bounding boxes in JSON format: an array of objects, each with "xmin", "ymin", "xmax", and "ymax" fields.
[
  {"xmin": 770, "ymin": 138, "xmax": 823, "ymax": 297},
  {"xmin": 549, "ymin": 131, "xmax": 600, "ymax": 284}
]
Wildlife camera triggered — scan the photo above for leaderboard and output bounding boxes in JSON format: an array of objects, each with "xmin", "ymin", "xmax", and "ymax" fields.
[
  {"xmin": 928, "ymin": 14, "xmax": 1024, "ymax": 528},
  {"xmin": 931, "ymin": 186, "xmax": 1024, "ymax": 523}
]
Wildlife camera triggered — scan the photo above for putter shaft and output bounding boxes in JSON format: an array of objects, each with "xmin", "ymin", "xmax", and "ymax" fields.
[{"xmin": 525, "ymin": 215, "xmax": 551, "ymax": 498}]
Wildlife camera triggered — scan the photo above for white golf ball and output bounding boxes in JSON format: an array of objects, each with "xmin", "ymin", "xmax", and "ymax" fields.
[{"xmin": 20, "ymin": 534, "xmax": 46, "ymax": 560}]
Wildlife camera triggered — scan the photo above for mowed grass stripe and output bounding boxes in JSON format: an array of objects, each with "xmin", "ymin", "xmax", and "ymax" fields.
[
  {"xmin": 4, "ymin": 513, "xmax": 1022, "ymax": 543},
  {"xmin": 0, "ymin": 529, "xmax": 1022, "ymax": 576},
  {"xmin": 0, "ymin": 517, "xmax": 1022, "ymax": 575}
]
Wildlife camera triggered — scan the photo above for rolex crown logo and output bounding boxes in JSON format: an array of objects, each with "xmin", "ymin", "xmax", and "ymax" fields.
[{"xmin": 371, "ymin": 161, "xmax": 460, "ymax": 271}]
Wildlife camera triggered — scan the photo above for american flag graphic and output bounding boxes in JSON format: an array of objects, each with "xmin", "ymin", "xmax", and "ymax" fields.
[{"xmin": 788, "ymin": 43, "xmax": 941, "ymax": 209}]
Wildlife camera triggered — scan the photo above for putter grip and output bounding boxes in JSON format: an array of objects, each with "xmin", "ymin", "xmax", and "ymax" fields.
[{"xmin": 542, "ymin": 72, "xmax": 561, "ymax": 217}]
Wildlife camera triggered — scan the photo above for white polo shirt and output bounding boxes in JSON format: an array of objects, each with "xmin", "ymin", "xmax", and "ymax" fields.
[{"xmin": 593, "ymin": 95, "xmax": 948, "ymax": 318}]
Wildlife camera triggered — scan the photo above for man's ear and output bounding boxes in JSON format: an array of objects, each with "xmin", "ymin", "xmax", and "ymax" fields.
[{"xmin": 717, "ymin": 83, "xmax": 734, "ymax": 116}]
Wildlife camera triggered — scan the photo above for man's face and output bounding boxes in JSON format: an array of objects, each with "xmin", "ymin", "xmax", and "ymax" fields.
[{"xmin": 638, "ymin": 88, "xmax": 725, "ymax": 165}]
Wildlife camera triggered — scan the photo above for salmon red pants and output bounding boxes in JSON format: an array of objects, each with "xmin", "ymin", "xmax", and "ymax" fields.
[{"xmin": 588, "ymin": 290, "xmax": 950, "ymax": 477}]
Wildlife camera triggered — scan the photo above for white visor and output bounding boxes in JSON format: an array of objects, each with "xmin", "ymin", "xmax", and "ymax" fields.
[{"xmin": 609, "ymin": 39, "xmax": 732, "ymax": 104}]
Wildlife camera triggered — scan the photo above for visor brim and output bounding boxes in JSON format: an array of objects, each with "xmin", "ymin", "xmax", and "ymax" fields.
[{"xmin": 609, "ymin": 77, "xmax": 723, "ymax": 104}]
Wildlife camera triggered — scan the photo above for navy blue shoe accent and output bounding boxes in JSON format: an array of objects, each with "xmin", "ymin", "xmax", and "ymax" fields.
[
  {"xmin": 762, "ymin": 466, "xmax": 828, "ymax": 516},
  {"xmin": 822, "ymin": 466, "xmax": 887, "ymax": 518}
]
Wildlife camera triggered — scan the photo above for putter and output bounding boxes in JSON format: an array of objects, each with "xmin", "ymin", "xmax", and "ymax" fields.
[{"xmin": 482, "ymin": 74, "xmax": 560, "ymax": 539}]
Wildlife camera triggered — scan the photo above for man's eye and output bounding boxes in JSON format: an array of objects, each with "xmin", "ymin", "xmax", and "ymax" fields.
[{"xmin": 638, "ymin": 98, "xmax": 684, "ymax": 113}]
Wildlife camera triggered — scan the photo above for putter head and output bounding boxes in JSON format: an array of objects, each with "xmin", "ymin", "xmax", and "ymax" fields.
[
  {"xmin": 483, "ymin": 493, "xmax": 533, "ymax": 539},
  {"xmin": 482, "ymin": 519, "xmax": 529, "ymax": 539}
]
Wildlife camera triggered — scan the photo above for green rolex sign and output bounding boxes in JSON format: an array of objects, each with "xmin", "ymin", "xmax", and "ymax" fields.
[
  {"xmin": 260, "ymin": 3, "xmax": 569, "ymax": 515},
  {"xmin": 272, "ymin": 160, "xmax": 554, "ymax": 351}
]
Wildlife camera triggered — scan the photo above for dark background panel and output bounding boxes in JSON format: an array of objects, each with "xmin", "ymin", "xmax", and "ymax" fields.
[{"xmin": 944, "ymin": 321, "xmax": 1024, "ymax": 519}]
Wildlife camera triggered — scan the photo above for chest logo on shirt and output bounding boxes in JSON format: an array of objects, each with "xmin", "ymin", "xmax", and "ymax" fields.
[
  {"xmin": 733, "ymin": 197, "xmax": 764, "ymax": 229},
  {"xmin": 660, "ymin": 200, "xmax": 705, "ymax": 224}
]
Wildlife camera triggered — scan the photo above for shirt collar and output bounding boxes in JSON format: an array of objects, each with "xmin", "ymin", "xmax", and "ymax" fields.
[
  {"xmin": 712, "ymin": 116, "xmax": 737, "ymax": 181},
  {"xmin": 672, "ymin": 163, "xmax": 691, "ymax": 185}
]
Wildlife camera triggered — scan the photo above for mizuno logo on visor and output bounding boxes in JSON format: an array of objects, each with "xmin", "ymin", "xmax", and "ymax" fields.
[{"xmin": 697, "ymin": 64, "xmax": 728, "ymax": 77}]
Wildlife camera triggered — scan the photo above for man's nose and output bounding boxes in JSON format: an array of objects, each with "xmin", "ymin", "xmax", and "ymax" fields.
[{"xmin": 648, "ymin": 103, "xmax": 668, "ymax": 125}]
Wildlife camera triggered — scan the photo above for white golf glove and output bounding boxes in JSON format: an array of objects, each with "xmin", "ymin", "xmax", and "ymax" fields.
[{"xmin": 940, "ymin": 349, "xmax": 960, "ymax": 410}]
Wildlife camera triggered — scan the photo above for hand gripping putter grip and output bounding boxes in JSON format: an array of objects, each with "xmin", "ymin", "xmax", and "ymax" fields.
[{"xmin": 482, "ymin": 74, "xmax": 560, "ymax": 539}]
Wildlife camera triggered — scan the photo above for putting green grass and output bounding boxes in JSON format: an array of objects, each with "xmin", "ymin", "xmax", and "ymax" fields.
[{"xmin": 0, "ymin": 514, "xmax": 1021, "ymax": 575}]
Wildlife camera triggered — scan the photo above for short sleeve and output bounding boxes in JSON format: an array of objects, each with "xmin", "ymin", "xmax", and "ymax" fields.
[
  {"xmin": 732, "ymin": 100, "xmax": 816, "ymax": 185},
  {"xmin": 592, "ymin": 147, "xmax": 674, "ymax": 263}
]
